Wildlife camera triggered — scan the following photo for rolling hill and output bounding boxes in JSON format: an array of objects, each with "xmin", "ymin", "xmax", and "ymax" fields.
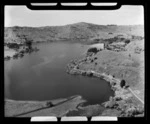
[{"xmin": 4, "ymin": 22, "xmax": 144, "ymax": 44}]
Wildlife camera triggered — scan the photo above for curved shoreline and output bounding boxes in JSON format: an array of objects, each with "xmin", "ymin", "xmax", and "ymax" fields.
[
  {"xmin": 4, "ymin": 46, "xmax": 144, "ymax": 117},
  {"xmin": 5, "ymin": 95, "xmax": 86, "ymax": 117},
  {"xmin": 66, "ymin": 52, "xmax": 144, "ymax": 117},
  {"xmin": 5, "ymin": 51, "xmax": 144, "ymax": 117}
]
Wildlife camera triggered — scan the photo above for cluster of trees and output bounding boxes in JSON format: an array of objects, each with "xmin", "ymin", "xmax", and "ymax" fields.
[
  {"xmin": 87, "ymin": 47, "xmax": 99, "ymax": 54},
  {"xmin": 124, "ymin": 39, "xmax": 130, "ymax": 44},
  {"xmin": 6, "ymin": 43, "xmax": 20, "ymax": 50},
  {"xmin": 120, "ymin": 79, "xmax": 129, "ymax": 88},
  {"xmin": 5, "ymin": 34, "xmax": 33, "ymax": 50},
  {"xmin": 25, "ymin": 40, "xmax": 32, "ymax": 49},
  {"xmin": 120, "ymin": 79, "xmax": 126, "ymax": 88},
  {"xmin": 5, "ymin": 40, "xmax": 33, "ymax": 51}
]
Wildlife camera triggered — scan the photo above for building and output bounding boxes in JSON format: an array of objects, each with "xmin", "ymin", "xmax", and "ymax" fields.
[{"xmin": 90, "ymin": 43, "xmax": 104, "ymax": 50}]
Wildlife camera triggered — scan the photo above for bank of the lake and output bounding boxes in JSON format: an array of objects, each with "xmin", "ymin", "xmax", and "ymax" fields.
[{"xmin": 66, "ymin": 46, "xmax": 144, "ymax": 117}]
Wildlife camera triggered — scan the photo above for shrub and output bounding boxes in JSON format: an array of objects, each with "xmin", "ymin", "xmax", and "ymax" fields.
[
  {"xmin": 94, "ymin": 57, "xmax": 98, "ymax": 60},
  {"xmin": 86, "ymin": 71, "xmax": 93, "ymax": 77},
  {"xmin": 7, "ymin": 43, "xmax": 20, "ymax": 49},
  {"xmin": 104, "ymin": 97, "xmax": 118, "ymax": 108},
  {"xmin": 46, "ymin": 102, "xmax": 54, "ymax": 107},
  {"xmin": 120, "ymin": 79, "xmax": 126, "ymax": 88},
  {"xmin": 25, "ymin": 40, "xmax": 32, "ymax": 49},
  {"xmin": 76, "ymin": 66, "xmax": 79, "ymax": 69},
  {"xmin": 87, "ymin": 47, "xmax": 98, "ymax": 53},
  {"xmin": 125, "ymin": 39, "xmax": 130, "ymax": 44},
  {"xmin": 129, "ymin": 54, "xmax": 131, "ymax": 57},
  {"xmin": 4, "ymin": 56, "xmax": 11, "ymax": 61},
  {"xmin": 13, "ymin": 53, "xmax": 19, "ymax": 59}
]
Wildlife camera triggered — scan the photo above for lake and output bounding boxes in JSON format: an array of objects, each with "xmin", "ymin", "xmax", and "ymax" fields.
[{"xmin": 4, "ymin": 42, "xmax": 114, "ymax": 105}]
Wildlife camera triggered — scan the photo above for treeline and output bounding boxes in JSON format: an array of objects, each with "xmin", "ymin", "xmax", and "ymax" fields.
[{"xmin": 5, "ymin": 39, "xmax": 33, "ymax": 50}]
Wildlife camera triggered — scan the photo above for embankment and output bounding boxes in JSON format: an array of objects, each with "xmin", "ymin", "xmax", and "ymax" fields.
[{"xmin": 66, "ymin": 54, "xmax": 144, "ymax": 117}]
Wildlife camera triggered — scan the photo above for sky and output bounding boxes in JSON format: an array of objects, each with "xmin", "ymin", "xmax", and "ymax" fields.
[{"xmin": 5, "ymin": 5, "xmax": 144, "ymax": 27}]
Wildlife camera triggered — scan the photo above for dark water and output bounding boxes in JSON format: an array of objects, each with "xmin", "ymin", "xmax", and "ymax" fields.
[{"xmin": 4, "ymin": 42, "xmax": 114, "ymax": 104}]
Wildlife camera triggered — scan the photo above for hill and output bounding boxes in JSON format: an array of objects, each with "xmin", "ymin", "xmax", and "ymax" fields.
[{"xmin": 4, "ymin": 22, "xmax": 144, "ymax": 44}]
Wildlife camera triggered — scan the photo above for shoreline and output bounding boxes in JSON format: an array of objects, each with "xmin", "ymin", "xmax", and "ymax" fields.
[
  {"xmin": 66, "ymin": 51, "xmax": 144, "ymax": 117},
  {"xmin": 4, "ymin": 42, "xmax": 144, "ymax": 117},
  {"xmin": 4, "ymin": 45, "xmax": 39, "ymax": 61},
  {"xmin": 5, "ymin": 95, "xmax": 87, "ymax": 117}
]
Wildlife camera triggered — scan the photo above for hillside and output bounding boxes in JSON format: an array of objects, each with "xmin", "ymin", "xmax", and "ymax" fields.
[{"xmin": 4, "ymin": 22, "xmax": 144, "ymax": 44}]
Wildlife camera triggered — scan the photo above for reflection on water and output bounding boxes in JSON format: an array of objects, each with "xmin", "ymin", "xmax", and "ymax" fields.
[
  {"xmin": 5, "ymin": 60, "xmax": 16, "ymax": 98},
  {"xmin": 32, "ymin": 56, "xmax": 54, "ymax": 68},
  {"xmin": 4, "ymin": 42, "xmax": 114, "ymax": 104},
  {"xmin": 58, "ymin": 54, "xmax": 66, "ymax": 58}
]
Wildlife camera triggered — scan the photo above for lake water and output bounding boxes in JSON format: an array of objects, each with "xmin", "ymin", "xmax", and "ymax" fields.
[{"xmin": 4, "ymin": 42, "xmax": 114, "ymax": 105}]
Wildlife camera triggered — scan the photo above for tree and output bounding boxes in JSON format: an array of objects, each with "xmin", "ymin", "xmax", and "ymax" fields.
[
  {"xmin": 25, "ymin": 40, "xmax": 33, "ymax": 50},
  {"xmin": 125, "ymin": 39, "xmax": 130, "ymax": 44},
  {"xmin": 120, "ymin": 79, "xmax": 126, "ymax": 88},
  {"xmin": 87, "ymin": 47, "xmax": 98, "ymax": 53},
  {"xmin": 22, "ymin": 35, "xmax": 33, "ymax": 49},
  {"xmin": 129, "ymin": 54, "xmax": 131, "ymax": 57}
]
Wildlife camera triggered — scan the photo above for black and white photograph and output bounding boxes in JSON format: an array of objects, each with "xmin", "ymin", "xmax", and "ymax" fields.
[{"xmin": 4, "ymin": 4, "xmax": 144, "ymax": 118}]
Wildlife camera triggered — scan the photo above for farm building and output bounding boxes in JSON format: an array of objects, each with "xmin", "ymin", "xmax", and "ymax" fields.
[
  {"xmin": 111, "ymin": 42, "xmax": 126, "ymax": 46},
  {"xmin": 90, "ymin": 43, "xmax": 104, "ymax": 50}
]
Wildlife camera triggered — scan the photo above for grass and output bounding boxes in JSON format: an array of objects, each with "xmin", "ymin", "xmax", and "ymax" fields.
[{"xmin": 5, "ymin": 96, "xmax": 86, "ymax": 117}]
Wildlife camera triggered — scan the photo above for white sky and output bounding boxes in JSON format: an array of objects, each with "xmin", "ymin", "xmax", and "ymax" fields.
[{"xmin": 5, "ymin": 5, "xmax": 144, "ymax": 27}]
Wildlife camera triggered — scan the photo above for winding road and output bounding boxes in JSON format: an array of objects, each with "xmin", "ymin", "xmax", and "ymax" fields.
[{"xmin": 128, "ymin": 87, "xmax": 144, "ymax": 105}]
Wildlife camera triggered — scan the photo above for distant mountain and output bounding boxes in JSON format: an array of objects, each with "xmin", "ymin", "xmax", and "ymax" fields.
[{"xmin": 4, "ymin": 22, "xmax": 144, "ymax": 44}]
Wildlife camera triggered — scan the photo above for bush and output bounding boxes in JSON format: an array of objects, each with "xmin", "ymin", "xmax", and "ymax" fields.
[
  {"xmin": 4, "ymin": 56, "xmax": 11, "ymax": 61},
  {"xmin": 13, "ymin": 53, "xmax": 19, "ymax": 59},
  {"xmin": 81, "ymin": 71, "xmax": 87, "ymax": 76},
  {"xmin": 86, "ymin": 71, "xmax": 93, "ymax": 77},
  {"xmin": 87, "ymin": 47, "xmax": 98, "ymax": 53},
  {"xmin": 7, "ymin": 43, "xmax": 20, "ymax": 49},
  {"xmin": 46, "ymin": 102, "xmax": 54, "ymax": 107},
  {"xmin": 104, "ymin": 97, "xmax": 118, "ymax": 108},
  {"xmin": 129, "ymin": 54, "xmax": 131, "ymax": 57},
  {"xmin": 25, "ymin": 40, "xmax": 33, "ymax": 49},
  {"xmin": 120, "ymin": 79, "xmax": 126, "ymax": 88},
  {"xmin": 76, "ymin": 66, "xmax": 79, "ymax": 69},
  {"xmin": 125, "ymin": 39, "xmax": 130, "ymax": 44},
  {"xmin": 94, "ymin": 57, "xmax": 98, "ymax": 60}
]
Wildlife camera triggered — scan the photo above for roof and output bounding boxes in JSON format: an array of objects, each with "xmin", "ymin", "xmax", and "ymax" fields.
[{"xmin": 90, "ymin": 43, "xmax": 104, "ymax": 49}]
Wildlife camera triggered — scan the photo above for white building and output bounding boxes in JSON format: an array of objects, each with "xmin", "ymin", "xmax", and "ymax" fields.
[{"xmin": 90, "ymin": 43, "xmax": 104, "ymax": 50}]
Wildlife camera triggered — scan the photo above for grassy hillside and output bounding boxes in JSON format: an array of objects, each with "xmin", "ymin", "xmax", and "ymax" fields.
[{"xmin": 4, "ymin": 22, "xmax": 144, "ymax": 44}]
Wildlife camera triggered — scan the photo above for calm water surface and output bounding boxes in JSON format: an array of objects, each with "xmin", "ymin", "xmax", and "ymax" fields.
[{"xmin": 4, "ymin": 42, "xmax": 114, "ymax": 104}]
